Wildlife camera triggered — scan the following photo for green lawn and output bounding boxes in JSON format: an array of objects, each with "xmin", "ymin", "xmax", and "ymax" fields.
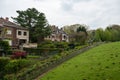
[{"xmin": 40, "ymin": 42, "xmax": 120, "ymax": 80}]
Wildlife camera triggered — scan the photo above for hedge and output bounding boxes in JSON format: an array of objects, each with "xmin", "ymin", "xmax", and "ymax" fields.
[
  {"xmin": 24, "ymin": 48, "xmax": 63, "ymax": 56},
  {"xmin": 0, "ymin": 58, "xmax": 10, "ymax": 79},
  {"xmin": 4, "ymin": 59, "xmax": 30, "ymax": 74},
  {"xmin": 0, "ymin": 58, "xmax": 30, "ymax": 80},
  {"xmin": 0, "ymin": 41, "xmax": 11, "ymax": 56}
]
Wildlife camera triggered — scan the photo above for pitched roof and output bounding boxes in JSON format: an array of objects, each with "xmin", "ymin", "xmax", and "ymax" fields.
[
  {"xmin": 0, "ymin": 17, "xmax": 28, "ymax": 30},
  {"xmin": 49, "ymin": 25, "xmax": 67, "ymax": 35}
]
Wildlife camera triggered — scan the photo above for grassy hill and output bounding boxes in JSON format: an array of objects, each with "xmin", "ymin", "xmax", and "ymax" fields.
[{"xmin": 40, "ymin": 42, "xmax": 120, "ymax": 80}]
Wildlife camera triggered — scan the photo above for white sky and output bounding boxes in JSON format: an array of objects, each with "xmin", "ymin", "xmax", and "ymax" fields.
[{"xmin": 0, "ymin": 0, "xmax": 120, "ymax": 29}]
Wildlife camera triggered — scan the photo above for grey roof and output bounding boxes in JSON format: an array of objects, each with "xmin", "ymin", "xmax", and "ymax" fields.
[{"xmin": 50, "ymin": 26, "xmax": 67, "ymax": 35}]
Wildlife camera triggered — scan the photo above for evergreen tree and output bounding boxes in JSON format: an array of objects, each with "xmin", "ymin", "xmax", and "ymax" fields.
[{"xmin": 12, "ymin": 8, "xmax": 51, "ymax": 43}]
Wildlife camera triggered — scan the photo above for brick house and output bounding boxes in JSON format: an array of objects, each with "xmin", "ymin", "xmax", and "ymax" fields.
[
  {"xmin": 45, "ymin": 25, "xmax": 69, "ymax": 42},
  {"xmin": 0, "ymin": 17, "xmax": 29, "ymax": 48}
]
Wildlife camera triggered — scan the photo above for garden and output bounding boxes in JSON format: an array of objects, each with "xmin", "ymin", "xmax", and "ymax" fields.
[{"xmin": 0, "ymin": 40, "xmax": 90, "ymax": 80}]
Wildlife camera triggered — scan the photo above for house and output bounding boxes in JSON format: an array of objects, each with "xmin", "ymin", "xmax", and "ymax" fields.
[
  {"xmin": 0, "ymin": 17, "xmax": 29, "ymax": 48},
  {"xmin": 45, "ymin": 25, "xmax": 69, "ymax": 42}
]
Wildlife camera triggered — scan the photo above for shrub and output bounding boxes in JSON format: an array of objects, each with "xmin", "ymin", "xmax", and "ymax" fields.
[
  {"xmin": 11, "ymin": 50, "xmax": 27, "ymax": 59},
  {"xmin": 38, "ymin": 41, "xmax": 69, "ymax": 50},
  {"xmin": 68, "ymin": 43, "xmax": 75, "ymax": 49},
  {"xmin": 24, "ymin": 48, "xmax": 42, "ymax": 55},
  {"xmin": 0, "ymin": 58, "xmax": 10, "ymax": 79},
  {"xmin": 0, "ymin": 41, "xmax": 11, "ymax": 56},
  {"xmin": 39, "ymin": 44, "xmax": 56, "ymax": 48},
  {"xmin": 52, "ymin": 55, "xmax": 61, "ymax": 61},
  {"xmin": 0, "ymin": 58, "xmax": 9, "ymax": 71},
  {"xmin": 6, "ymin": 50, "xmax": 12, "ymax": 55},
  {"xmin": 54, "ymin": 42, "xmax": 69, "ymax": 50},
  {"xmin": 38, "ymin": 40, "xmax": 54, "ymax": 48},
  {"xmin": 24, "ymin": 48, "xmax": 63, "ymax": 56},
  {"xmin": 3, "ymin": 74, "xmax": 16, "ymax": 80},
  {"xmin": 4, "ymin": 59, "xmax": 30, "ymax": 74},
  {"xmin": 46, "ymin": 44, "xmax": 55, "ymax": 48}
]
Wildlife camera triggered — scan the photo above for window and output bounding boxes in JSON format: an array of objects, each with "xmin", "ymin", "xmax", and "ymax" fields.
[
  {"xmin": 0, "ymin": 31, "xmax": 1, "ymax": 35},
  {"xmin": 7, "ymin": 30, "xmax": 12, "ymax": 34},
  {"xmin": 18, "ymin": 31, "xmax": 21, "ymax": 35},
  {"xmin": 63, "ymin": 35, "xmax": 66, "ymax": 39},
  {"xmin": 48, "ymin": 36, "xmax": 51, "ymax": 38},
  {"xmin": 52, "ymin": 35, "xmax": 54, "ymax": 38},
  {"xmin": 24, "ymin": 32, "xmax": 27, "ymax": 36},
  {"xmin": 0, "ymin": 28, "xmax": 2, "ymax": 35}
]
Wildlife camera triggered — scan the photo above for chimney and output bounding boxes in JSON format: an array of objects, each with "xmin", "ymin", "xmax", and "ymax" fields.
[
  {"xmin": 0, "ymin": 17, "xmax": 4, "ymax": 19},
  {"xmin": 52, "ymin": 25, "xmax": 56, "ymax": 30},
  {"xmin": 5, "ymin": 17, "xmax": 9, "ymax": 21}
]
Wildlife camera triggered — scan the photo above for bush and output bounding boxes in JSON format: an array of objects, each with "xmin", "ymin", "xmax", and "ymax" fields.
[
  {"xmin": 68, "ymin": 43, "xmax": 75, "ymax": 49},
  {"xmin": 11, "ymin": 50, "xmax": 27, "ymax": 59},
  {"xmin": 75, "ymin": 44, "xmax": 88, "ymax": 50},
  {"xmin": 24, "ymin": 48, "xmax": 63, "ymax": 56},
  {"xmin": 0, "ymin": 41, "xmax": 11, "ymax": 56},
  {"xmin": 0, "ymin": 58, "xmax": 10, "ymax": 79},
  {"xmin": 52, "ymin": 55, "xmax": 61, "ymax": 61},
  {"xmin": 38, "ymin": 44, "xmax": 56, "ymax": 48},
  {"xmin": 4, "ymin": 74, "xmax": 16, "ymax": 80},
  {"xmin": 38, "ymin": 41, "xmax": 69, "ymax": 50},
  {"xmin": 0, "ymin": 58, "xmax": 9, "ymax": 71},
  {"xmin": 38, "ymin": 40, "xmax": 54, "ymax": 48},
  {"xmin": 4, "ymin": 59, "xmax": 30, "ymax": 74},
  {"xmin": 54, "ymin": 42, "xmax": 69, "ymax": 50}
]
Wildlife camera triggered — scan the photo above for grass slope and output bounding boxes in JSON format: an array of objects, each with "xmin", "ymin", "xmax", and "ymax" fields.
[{"xmin": 40, "ymin": 42, "xmax": 120, "ymax": 80}]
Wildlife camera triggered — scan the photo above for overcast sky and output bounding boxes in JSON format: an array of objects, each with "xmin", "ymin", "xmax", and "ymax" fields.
[{"xmin": 0, "ymin": 0, "xmax": 120, "ymax": 29}]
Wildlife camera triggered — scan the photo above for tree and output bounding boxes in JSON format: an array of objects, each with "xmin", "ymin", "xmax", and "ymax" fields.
[
  {"xmin": 104, "ymin": 29, "xmax": 112, "ymax": 41},
  {"xmin": 63, "ymin": 24, "xmax": 88, "ymax": 44},
  {"xmin": 76, "ymin": 24, "xmax": 88, "ymax": 44},
  {"xmin": 63, "ymin": 24, "xmax": 79, "ymax": 42},
  {"xmin": 106, "ymin": 24, "xmax": 120, "ymax": 41},
  {"xmin": 94, "ymin": 28, "xmax": 105, "ymax": 42},
  {"xmin": 63, "ymin": 24, "xmax": 81, "ymax": 34},
  {"xmin": 12, "ymin": 8, "xmax": 51, "ymax": 43}
]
